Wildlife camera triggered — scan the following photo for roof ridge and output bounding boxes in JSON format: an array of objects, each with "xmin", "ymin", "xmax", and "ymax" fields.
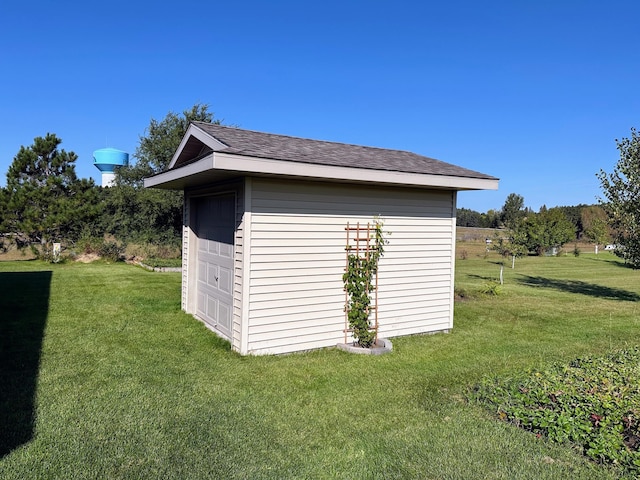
[{"xmin": 192, "ymin": 121, "xmax": 438, "ymax": 160}]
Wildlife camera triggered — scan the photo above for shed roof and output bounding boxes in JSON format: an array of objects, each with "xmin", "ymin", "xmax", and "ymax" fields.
[{"xmin": 145, "ymin": 122, "xmax": 499, "ymax": 191}]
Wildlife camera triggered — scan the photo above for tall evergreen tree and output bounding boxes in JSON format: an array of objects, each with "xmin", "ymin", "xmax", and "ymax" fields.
[{"xmin": 1, "ymin": 133, "xmax": 102, "ymax": 247}]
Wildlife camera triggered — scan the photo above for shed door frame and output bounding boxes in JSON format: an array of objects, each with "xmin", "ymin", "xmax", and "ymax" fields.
[{"xmin": 192, "ymin": 191, "xmax": 236, "ymax": 340}]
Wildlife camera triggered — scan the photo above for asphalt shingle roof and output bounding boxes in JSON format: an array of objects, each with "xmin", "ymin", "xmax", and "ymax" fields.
[{"xmin": 192, "ymin": 122, "xmax": 496, "ymax": 180}]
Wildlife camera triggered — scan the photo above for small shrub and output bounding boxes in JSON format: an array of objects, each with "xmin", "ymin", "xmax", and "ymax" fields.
[
  {"xmin": 99, "ymin": 240, "xmax": 126, "ymax": 262},
  {"xmin": 480, "ymin": 281, "xmax": 502, "ymax": 296},
  {"xmin": 573, "ymin": 244, "xmax": 581, "ymax": 257}
]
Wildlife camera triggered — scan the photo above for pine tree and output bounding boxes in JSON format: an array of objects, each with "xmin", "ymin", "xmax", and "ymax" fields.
[{"xmin": 1, "ymin": 134, "xmax": 102, "ymax": 248}]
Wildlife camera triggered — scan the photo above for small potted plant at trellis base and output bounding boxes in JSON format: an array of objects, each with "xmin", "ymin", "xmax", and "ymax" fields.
[{"xmin": 338, "ymin": 218, "xmax": 392, "ymax": 355}]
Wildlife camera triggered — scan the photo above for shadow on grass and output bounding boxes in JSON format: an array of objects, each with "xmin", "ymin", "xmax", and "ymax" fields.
[
  {"xmin": 467, "ymin": 273, "xmax": 501, "ymax": 282},
  {"xmin": 583, "ymin": 256, "xmax": 635, "ymax": 269},
  {"xmin": 0, "ymin": 271, "xmax": 51, "ymax": 458},
  {"xmin": 517, "ymin": 275, "xmax": 640, "ymax": 302}
]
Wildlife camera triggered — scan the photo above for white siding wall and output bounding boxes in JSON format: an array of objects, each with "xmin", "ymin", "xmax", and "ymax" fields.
[
  {"xmin": 245, "ymin": 178, "xmax": 456, "ymax": 355},
  {"xmin": 181, "ymin": 197, "xmax": 190, "ymax": 311}
]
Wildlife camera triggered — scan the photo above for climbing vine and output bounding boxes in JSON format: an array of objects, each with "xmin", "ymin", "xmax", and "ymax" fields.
[{"xmin": 343, "ymin": 219, "xmax": 387, "ymax": 348}]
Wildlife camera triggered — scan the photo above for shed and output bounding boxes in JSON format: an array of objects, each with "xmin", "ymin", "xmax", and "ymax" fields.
[{"xmin": 145, "ymin": 122, "xmax": 498, "ymax": 355}]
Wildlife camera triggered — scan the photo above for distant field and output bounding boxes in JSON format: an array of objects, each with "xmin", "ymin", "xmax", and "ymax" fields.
[{"xmin": 456, "ymin": 226, "xmax": 599, "ymax": 259}]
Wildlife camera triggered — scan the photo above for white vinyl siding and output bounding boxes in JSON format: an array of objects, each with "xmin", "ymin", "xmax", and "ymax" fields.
[
  {"xmin": 181, "ymin": 197, "xmax": 190, "ymax": 311},
  {"xmin": 244, "ymin": 178, "xmax": 455, "ymax": 355}
]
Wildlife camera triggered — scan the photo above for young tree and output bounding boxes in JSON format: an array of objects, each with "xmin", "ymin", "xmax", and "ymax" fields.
[
  {"xmin": 597, "ymin": 128, "xmax": 640, "ymax": 268},
  {"xmin": 1, "ymin": 134, "xmax": 102, "ymax": 249},
  {"xmin": 500, "ymin": 193, "xmax": 525, "ymax": 229}
]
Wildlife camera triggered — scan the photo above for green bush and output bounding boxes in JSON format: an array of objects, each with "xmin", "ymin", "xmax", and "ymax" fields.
[
  {"xmin": 480, "ymin": 281, "xmax": 502, "ymax": 296},
  {"xmin": 470, "ymin": 347, "xmax": 640, "ymax": 476}
]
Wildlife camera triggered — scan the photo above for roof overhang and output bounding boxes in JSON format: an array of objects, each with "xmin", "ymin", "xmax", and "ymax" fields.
[{"xmin": 145, "ymin": 151, "xmax": 499, "ymax": 191}]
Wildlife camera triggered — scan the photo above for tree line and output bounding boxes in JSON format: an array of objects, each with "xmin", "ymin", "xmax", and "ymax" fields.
[
  {"xmin": 459, "ymin": 126, "xmax": 640, "ymax": 267},
  {"xmin": 2, "ymin": 112, "xmax": 640, "ymax": 267},
  {"xmin": 457, "ymin": 198, "xmax": 610, "ymax": 244},
  {"xmin": 458, "ymin": 194, "xmax": 610, "ymax": 257},
  {"xmin": 0, "ymin": 104, "xmax": 218, "ymax": 259}
]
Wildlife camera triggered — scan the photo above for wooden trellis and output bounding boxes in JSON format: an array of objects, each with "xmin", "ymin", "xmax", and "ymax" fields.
[{"xmin": 343, "ymin": 222, "xmax": 379, "ymax": 344}]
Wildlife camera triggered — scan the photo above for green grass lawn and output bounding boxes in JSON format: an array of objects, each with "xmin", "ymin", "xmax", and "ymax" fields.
[{"xmin": 1, "ymin": 252, "xmax": 638, "ymax": 479}]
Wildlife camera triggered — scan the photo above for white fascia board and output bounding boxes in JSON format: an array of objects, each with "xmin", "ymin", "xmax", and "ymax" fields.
[
  {"xmin": 167, "ymin": 124, "xmax": 228, "ymax": 169},
  {"xmin": 213, "ymin": 152, "xmax": 499, "ymax": 191},
  {"xmin": 145, "ymin": 155, "xmax": 214, "ymax": 188}
]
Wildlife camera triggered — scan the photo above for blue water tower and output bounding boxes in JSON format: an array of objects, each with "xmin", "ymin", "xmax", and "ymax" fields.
[{"xmin": 93, "ymin": 148, "xmax": 129, "ymax": 187}]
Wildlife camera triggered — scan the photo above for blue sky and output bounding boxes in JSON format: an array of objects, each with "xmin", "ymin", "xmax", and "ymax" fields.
[{"xmin": 1, "ymin": 0, "xmax": 639, "ymax": 213}]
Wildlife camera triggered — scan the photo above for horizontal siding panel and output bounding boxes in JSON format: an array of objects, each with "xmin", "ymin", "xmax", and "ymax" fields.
[
  {"xmin": 249, "ymin": 315, "xmax": 343, "ymax": 335},
  {"xmin": 252, "ymin": 201, "xmax": 453, "ymax": 217},
  {"xmin": 249, "ymin": 308, "xmax": 344, "ymax": 327},
  {"xmin": 250, "ymin": 251, "xmax": 450, "ymax": 265},
  {"xmin": 251, "ymin": 238, "xmax": 347, "ymax": 248},
  {"xmin": 250, "ymin": 272, "xmax": 341, "ymax": 286},
  {"xmin": 379, "ymin": 300, "xmax": 450, "ymax": 314},
  {"xmin": 381, "ymin": 258, "xmax": 451, "ymax": 267},
  {"xmin": 251, "ymin": 259, "xmax": 345, "ymax": 271},
  {"xmin": 378, "ymin": 282, "xmax": 451, "ymax": 297},
  {"xmin": 248, "ymin": 328, "xmax": 345, "ymax": 350},
  {"xmin": 249, "ymin": 320, "xmax": 343, "ymax": 342},
  {"xmin": 250, "ymin": 266, "xmax": 342, "ymax": 280},
  {"xmin": 250, "ymin": 241, "xmax": 453, "ymax": 254},
  {"xmin": 250, "ymin": 291, "xmax": 344, "ymax": 310},
  {"xmin": 383, "ymin": 272, "xmax": 451, "ymax": 283},
  {"xmin": 382, "ymin": 310, "xmax": 451, "ymax": 326},
  {"xmin": 250, "ymin": 301, "xmax": 343, "ymax": 319},
  {"xmin": 250, "ymin": 280, "xmax": 343, "ymax": 296},
  {"xmin": 251, "ymin": 245, "xmax": 350, "ymax": 255}
]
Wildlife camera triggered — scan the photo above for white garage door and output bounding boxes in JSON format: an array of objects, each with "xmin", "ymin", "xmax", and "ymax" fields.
[{"xmin": 194, "ymin": 194, "xmax": 235, "ymax": 339}]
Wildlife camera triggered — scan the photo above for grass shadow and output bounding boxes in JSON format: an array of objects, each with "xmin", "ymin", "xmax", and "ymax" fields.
[
  {"xmin": 0, "ymin": 271, "xmax": 51, "ymax": 457},
  {"xmin": 517, "ymin": 275, "xmax": 640, "ymax": 301},
  {"xmin": 583, "ymin": 256, "xmax": 635, "ymax": 269},
  {"xmin": 467, "ymin": 273, "xmax": 500, "ymax": 282}
]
